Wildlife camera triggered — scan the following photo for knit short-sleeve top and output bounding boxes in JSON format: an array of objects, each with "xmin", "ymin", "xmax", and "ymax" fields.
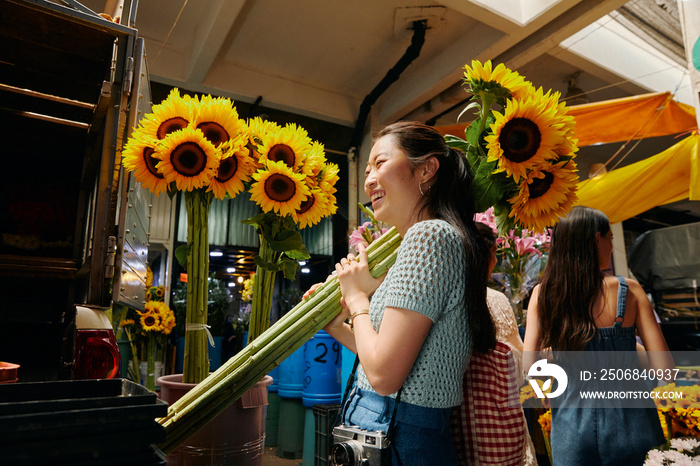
[{"xmin": 354, "ymin": 219, "xmax": 472, "ymax": 408}]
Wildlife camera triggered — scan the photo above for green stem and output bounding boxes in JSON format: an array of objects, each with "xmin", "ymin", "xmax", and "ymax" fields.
[
  {"xmin": 157, "ymin": 227, "xmax": 401, "ymax": 452},
  {"xmin": 146, "ymin": 334, "xmax": 156, "ymax": 391},
  {"xmin": 183, "ymin": 189, "xmax": 214, "ymax": 384}
]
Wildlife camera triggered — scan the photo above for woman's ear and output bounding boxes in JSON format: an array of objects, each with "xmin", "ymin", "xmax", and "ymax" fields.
[
  {"xmin": 422, "ymin": 156, "xmax": 440, "ymax": 183},
  {"xmin": 595, "ymin": 231, "xmax": 601, "ymax": 247}
]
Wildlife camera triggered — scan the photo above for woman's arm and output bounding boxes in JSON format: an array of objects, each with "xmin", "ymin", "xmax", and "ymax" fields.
[
  {"xmin": 336, "ymin": 243, "xmax": 431, "ymax": 396},
  {"xmin": 522, "ymin": 284, "xmax": 542, "ymax": 372},
  {"xmin": 629, "ymin": 279, "xmax": 675, "ymax": 380}
]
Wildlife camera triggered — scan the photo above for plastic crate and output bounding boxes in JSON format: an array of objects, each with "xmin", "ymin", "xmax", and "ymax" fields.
[
  {"xmin": 0, "ymin": 378, "xmax": 166, "ymax": 465},
  {"xmin": 313, "ymin": 403, "xmax": 340, "ymax": 466}
]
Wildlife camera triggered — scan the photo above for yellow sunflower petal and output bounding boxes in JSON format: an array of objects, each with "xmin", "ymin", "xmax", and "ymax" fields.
[
  {"xmin": 295, "ymin": 189, "xmax": 330, "ymax": 229},
  {"xmin": 485, "ymin": 96, "xmax": 569, "ymax": 182},
  {"xmin": 193, "ymin": 94, "xmax": 248, "ymax": 147},
  {"xmin": 208, "ymin": 142, "xmax": 257, "ymax": 200},
  {"xmin": 137, "ymin": 88, "xmax": 196, "ymax": 140},
  {"xmin": 249, "ymin": 160, "xmax": 310, "ymax": 217},
  {"xmin": 508, "ymin": 160, "xmax": 579, "ymax": 232},
  {"xmin": 122, "ymin": 132, "xmax": 169, "ymax": 195},
  {"xmin": 259, "ymin": 123, "xmax": 312, "ymax": 170},
  {"xmin": 155, "ymin": 127, "xmax": 219, "ymax": 191},
  {"xmin": 463, "ymin": 60, "xmax": 533, "ymax": 101}
]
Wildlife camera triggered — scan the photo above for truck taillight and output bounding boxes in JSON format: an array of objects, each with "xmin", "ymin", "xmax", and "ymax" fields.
[{"xmin": 74, "ymin": 329, "xmax": 120, "ymax": 379}]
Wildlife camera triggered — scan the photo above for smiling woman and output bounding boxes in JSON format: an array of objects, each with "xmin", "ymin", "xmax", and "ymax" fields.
[{"xmin": 315, "ymin": 121, "xmax": 495, "ymax": 466}]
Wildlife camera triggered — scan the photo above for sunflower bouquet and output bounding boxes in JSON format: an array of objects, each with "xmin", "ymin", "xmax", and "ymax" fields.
[
  {"xmin": 120, "ymin": 300, "xmax": 176, "ymax": 391},
  {"xmin": 653, "ymin": 383, "xmax": 700, "ymax": 439},
  {"xmin": 447, "ymin": 60, "xmax": 579, "ymax": 235},
  {"xmin": 122, "ymin": 89, "xmax": 339, "ymax": 384}
]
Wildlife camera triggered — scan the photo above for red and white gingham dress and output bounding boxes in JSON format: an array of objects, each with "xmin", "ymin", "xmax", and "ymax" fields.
[{"xmin": 450, "ymin": 342, "xmax": 527, "ymax": 465}]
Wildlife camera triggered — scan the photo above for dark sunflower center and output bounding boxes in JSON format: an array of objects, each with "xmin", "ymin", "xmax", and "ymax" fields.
[
  {"xmin": 144, "ymin": 315, "xmax": 156, "ymax": 326},
  {"xmin": 170, "ymin": 142, "xmax": 207, "ymax": 177},
  {"xmin": 268, "ymin": 144, "xmax": 296, "ymax": 167},
  {"xmin": 157, "ymin": 117, "xmax": 189, "ymax": 139},
  {"xmin": 499, "ymin": 117, "xmax": 542, "ymax": 163},
  {"xmin": 264, "ymin": 173, "xmax": 296, "ymax": 202},
  {"xmin": 197, "ymin": 122, "xmax": 229, "ymax": 146},
  {"xmin": 143, "ymin": 147, "xmax": 164, "ymax": 179},
  {"xmin": 297, "ymin": 194, "xmax": 315, "ymax": 214},
  {"xmin": 216, "ymin": 157, "xmax": 238, "ymax": 183},
  {"xmin": 529, "ymin": 171, "xmax": 554, "ymax": 199}
]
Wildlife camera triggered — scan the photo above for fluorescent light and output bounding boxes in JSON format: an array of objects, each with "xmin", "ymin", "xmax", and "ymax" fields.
[
  {"xmin": 228, "ymin": 282, "xmax": 235, "ymax": 287},
  {"xmin": 210, "ymin": 251, "xmax": 223, "ymax": 257},
  {"xmin": 299, "ymin": 260, "xmax": 307, "ymax": 266},
  {"xmin": 301, "ymin": 267, "xmax": 311, "ymax": 274},
  {"xmin": 226, "ymin": 267, "xmax": 236, "ymax": 273}
]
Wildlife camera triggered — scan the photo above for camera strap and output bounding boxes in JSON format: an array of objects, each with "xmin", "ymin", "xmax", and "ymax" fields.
[{"xmin": 336, "ymin": 355, "xmax": 403, "ymax": 443}]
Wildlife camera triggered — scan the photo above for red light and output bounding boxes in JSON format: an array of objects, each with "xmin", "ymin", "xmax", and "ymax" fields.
[{"xmin": 74, "ymin": 330, "xmax": 121, "ymax": 379}]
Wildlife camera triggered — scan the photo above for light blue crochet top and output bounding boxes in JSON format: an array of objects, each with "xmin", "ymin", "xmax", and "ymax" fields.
[{"xmin": 354, "ymin": 219, "xmax": 471, "ymax": 408}]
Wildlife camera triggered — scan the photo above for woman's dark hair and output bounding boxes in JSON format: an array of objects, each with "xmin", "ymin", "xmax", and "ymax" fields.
[
  {"xmin": 475, "ymin": 222, "xmax": 497, "ymax": 251},
  {"xmin": 377, "ymin": 121, "xmax": 496, "ymax": 354},
  {"xmin": 537, "ymin": 205, "xmax": 611, "ymax": 351}
]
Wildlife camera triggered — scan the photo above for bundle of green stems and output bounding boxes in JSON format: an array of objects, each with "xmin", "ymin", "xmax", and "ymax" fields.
[{"xmin": 157, "ymin": 227, "xmax": 401, "ymax": 453}]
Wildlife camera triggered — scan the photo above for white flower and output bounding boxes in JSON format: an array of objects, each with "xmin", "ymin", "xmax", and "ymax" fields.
[{"xmin": 671, "ymin": 438, "xmax": 700, "ymax": 453}]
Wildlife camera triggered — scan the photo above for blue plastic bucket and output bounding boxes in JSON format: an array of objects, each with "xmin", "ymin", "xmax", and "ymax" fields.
[
  {"xmin": 302, "ymin": 330, "xmax": 342, "ymax": 408},
  {"xmin": 278, "ymin": 346, "xmax": 305, "ymax": 399}
]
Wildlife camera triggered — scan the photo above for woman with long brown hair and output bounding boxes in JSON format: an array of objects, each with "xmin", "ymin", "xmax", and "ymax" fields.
[{"xmin": 523, "ymin": 205, "xmax": 673, "ymax": 465}]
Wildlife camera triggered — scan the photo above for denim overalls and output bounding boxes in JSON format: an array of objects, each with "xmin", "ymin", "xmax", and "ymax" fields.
[{"xmin": 550, "ymin": 276, "xmax": 665, "ymax": 465}]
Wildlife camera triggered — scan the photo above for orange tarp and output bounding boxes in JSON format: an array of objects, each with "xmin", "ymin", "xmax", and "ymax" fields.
[
  {"xmin": 576, "ymin": 133, "xmax": 700, "ymax": 224},
  {"xmin": 437, "ymin": 92, "xmax": 697, "ymax": 147}
]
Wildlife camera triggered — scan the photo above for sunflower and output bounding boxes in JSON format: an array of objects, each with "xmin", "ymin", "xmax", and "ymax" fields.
[
  {"xmin": 294, "ymin": 189, "xmax": 330, "ymax": 229},
  {"xmin": 258, "ymin": 123, "xmax": 312, "ymax": 170},
  {"xmin": 250, "ymin": 160, "xmax": 310, "ymax": 217},
  {"xmin": 193, "ymin": 94, "xmax": 248, "ymax": 147},
  {"xmin": 139, "ymin": 306, "xmax": 160, "ymax": 332},
  {"xmin": 137, "ymin": 88, "xmax": 195, "ymax": 140},
  {"xmin": 463, "ymin": 60, "xmax": 533, "ymax": 102},
  {"xmin": 155, "ymin": 127, "xmax": 219, "ymax": 191},
  {"xmin": 485, "ymin": 96, "xmax": 569, "ymax": 182},
  {"xmin": 121, "ymin": 133, "xmax": 169, "ymax": 195},
  {"xmin": 524, "ymin": 86, "xmax": 579, "ymax": 153},
  {"xmin": 508, "ymin": 160, "xmax": 579, "ymax": 233},
  {"xmin": 208, "ymin": 140, "xmax": 257, "ymax": 200},
  {"xmin": 247, "ymin": 117, "xmax": 281, "ymax": 164}
]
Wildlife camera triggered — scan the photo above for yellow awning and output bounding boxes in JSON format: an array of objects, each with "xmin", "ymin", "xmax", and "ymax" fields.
[
  {"xmin": 437, "ymin": 92, "xmax": 697, "ymax": 147},
  {"xmin": 576, "ymin": 133, "xmax": 700, "ymax": 224}
]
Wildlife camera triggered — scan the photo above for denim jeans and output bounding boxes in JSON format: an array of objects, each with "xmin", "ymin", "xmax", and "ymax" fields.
[{"xmin": 342, "ymin": 386, "xmax": 458, "ymax": 466}]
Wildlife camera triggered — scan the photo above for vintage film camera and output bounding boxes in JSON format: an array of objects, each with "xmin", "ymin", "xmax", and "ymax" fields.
[{"xmin": 330, "ymin": 424, "xmax": 391, "ymax": 466}]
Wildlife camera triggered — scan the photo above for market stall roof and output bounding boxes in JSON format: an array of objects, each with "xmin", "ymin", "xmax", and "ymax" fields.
[{"xmin": 577, "ymin": 133, "xmax": 700, "ymax": 224}]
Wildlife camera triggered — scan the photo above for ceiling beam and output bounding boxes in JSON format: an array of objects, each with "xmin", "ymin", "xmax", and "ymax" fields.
[{"xmin": 185, "ymin": 0, "xmax": 248, "ymax": 83}]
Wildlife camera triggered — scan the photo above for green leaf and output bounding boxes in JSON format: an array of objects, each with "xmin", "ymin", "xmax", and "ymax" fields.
[
  {"xmin": 444, "ymin": 135, "xmax": 470, "ymax": 153},
  {"xmin": 472, "ymin": 160, "xmax": 504, "ymax": 213},
  {"xmin": 465, "ymin": 118, "xmax": 484, "ymax": 147},
  {"xmin": 284, "ymin": 243, "xmax": 310, "ymax": 261},
  {"xmin": 268, "ymin": 229, "xmax": 304, "ymax": 253},
  {"xmin": 457, "ymin": 101, "xmax": 480, "ymax": 123},
  {"xmin": 253, "ymin": 255, "xmax": 282, "ymax": 273},
  {"xmin": 167, "ymin": 182, "xmax": 178, "ymax": 200},
  {"xmin": 279, "ymin": 258, "xmax": 300, "ymax": 280},
  {"xmin": 174, "ymin": 244, "xmax": 188, "ymax": 268}
]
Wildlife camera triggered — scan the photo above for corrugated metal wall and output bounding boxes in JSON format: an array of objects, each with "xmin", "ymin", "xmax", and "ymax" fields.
[{"xmin": 174, "ymin": 192, "xmax": 332, "ymax": 256}]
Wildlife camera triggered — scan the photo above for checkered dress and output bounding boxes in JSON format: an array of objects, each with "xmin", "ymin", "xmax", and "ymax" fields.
[{"xmin": 450, "ymin": 342, "xmax": 526, "ymax": 465}]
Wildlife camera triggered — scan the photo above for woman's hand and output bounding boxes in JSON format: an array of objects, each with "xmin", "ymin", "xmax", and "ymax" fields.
[
  {"xmin": 335, "ymin": 243, "xmax": 384, "ymax": 310},
  {"xmin": 323, "ymin": 297, "xmax": 350, "ymax": 333}
]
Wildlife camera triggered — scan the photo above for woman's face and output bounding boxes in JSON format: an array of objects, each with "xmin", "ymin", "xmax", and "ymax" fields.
[
  {"xmin": 597, "ymin": 229, "xmax": 613, "ymax": 270},
  {"xmin": 364, "ymin": 134, "xmax": 423, "ymax": 234}
]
